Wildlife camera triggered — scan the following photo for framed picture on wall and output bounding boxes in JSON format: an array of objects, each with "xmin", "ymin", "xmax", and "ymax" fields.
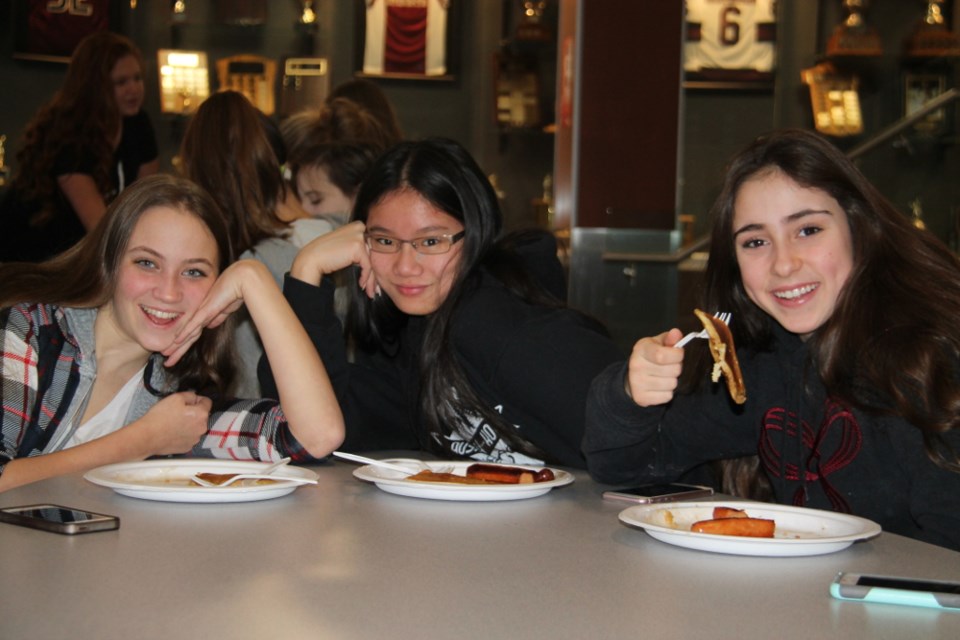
[
  {"xmin": 354, "ymin": 0, "xmax": 458, "ymax": 81},
  {"xmin": 13, "ymin": 0, "xmax": 123, "ymax": 63},
  {"xmin": 683, "ymin": 0, "xmax": 777, "ymax": 90},
  {"xmin": 904, "ymin": 73, "xmax": 948, "ymax": 134}
]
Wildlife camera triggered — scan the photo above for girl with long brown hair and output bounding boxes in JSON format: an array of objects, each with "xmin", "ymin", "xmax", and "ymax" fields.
[
  {"xmin": 179, "ymin": 90, "xmax": 310, "ymax": 396},
  {"xmin": 584, "ymin": 128, "xmax": 960, "ymax": 550},
  {"xmin": 0, "ymin": 174, "xmax": 343, "ymax": 492},
  {"xmin": 0, "ymin": 31, "xmax": 158, "ymax": 262}
]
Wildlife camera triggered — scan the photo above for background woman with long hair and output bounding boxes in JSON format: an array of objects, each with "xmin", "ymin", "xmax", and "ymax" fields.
[
  {"xmin": 583, "ymin": 128, "xmax": 960, "ymax": 550},
  {"xmin": 0, "ymin": 31, "xmax": 158, "ymax": 262},
  {"xmin": 261, "ymin": 137, "xmax": 623, "ymax": 468},
  {"xmin": 179, "ymin": 90, "xmax": 312, "ymax": 396}
]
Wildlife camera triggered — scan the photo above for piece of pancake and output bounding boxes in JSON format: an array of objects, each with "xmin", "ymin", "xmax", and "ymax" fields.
[{"xmin": 693, "ymin": 308, "xmax": 746, "ymax": 404}]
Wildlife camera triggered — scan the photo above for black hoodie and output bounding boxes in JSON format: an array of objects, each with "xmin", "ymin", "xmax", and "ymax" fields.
[
  {"xmin": 262, "ymin": 231, "xmax": 624, "ymax": 468},
  {"xmin": 583, "ymin": 326, "xmax": 960, "ymax": 551}
]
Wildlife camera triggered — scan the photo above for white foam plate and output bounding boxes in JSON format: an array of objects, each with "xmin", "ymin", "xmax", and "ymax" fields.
[
  {"xmin": 618, "ymin": 500, "xmax": 881, "ymax": 556},
  {"xmin": 352, "ymin": 459, "xmax": 573, "ymax": 501},
  {"xmin": 84, "ymin": 459, "xmax": 318, "ymax": 503}
]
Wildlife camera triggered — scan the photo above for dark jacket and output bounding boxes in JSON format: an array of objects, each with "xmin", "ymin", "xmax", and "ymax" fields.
[
  {"xmin": 261, "ymin": 231, "xmax": 624, "ymax": 468},
  {"xmin": 583, "ymin": 326, "xmax": 960, "ymax": 550}
]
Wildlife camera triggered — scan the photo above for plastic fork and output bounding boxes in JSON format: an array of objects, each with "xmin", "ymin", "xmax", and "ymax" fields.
[
  {"xmin": 331, "ymin": 451, "xmax": 453, "ymax": 475},
  {"xmin": 332, "ymin": 451, "xmax": 419, "ymax": 474},
  {"xmin": 190, "ymin": 473, "xmax": 318, "ymax": 487},
  {"xmin": 189, "ymin": 457, "xmax": 297, "ymax": 487},
  {"xmin": 674, "ymin": 312, "xmax": 731, "ymax": 348}
]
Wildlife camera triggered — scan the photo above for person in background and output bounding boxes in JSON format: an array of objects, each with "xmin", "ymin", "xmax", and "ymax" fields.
[
  {"xmin": 179, "ymin": 90, "xmax": 293, "ymax": 275},
  {"xmin": 0, "ymin": 31, "xmax": 158, "ymax": 262},
  {"xmin": 284, "ymin": 97, "xmax": 394, "ymax": 234},
  {"xmin": 179, "ymin": 90, "xmax": 313, "ymax": 396},
  {"xmin": 327, "ymin": 78, "xmax": 403, "ymax": 147},
  {"xmin": 261, "ymin": 137, "xmax": 623, "ymax": 468},
  {"xmin": 583, "ymin": 128, "xmax": 960, "ymax": 550},
  {"xmin": 0, "ymin": 175, "xmax": 344, "ymax": 492}
]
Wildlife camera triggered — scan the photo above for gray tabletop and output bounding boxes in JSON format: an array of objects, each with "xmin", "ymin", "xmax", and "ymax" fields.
[{"xmin": 2, "ymin": 455, "xmax": 959, "ymax": 640}]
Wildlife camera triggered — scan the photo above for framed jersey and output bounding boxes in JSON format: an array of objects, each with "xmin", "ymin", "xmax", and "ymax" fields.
[
  {"xmin": 684, "ymin": 0, "xmax": 777, "ymax": 89},
  {"xmin": 359, "ymin": 0, "xmax": 453, "ymax": 79},
  {"xmin": 14, "ymin": 0, "xmax": 122, "ymax": 63}
]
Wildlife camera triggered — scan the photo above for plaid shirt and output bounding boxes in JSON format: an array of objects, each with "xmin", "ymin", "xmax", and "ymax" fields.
[{"xmin": 1, "ymin": 303, "xmax": 308, "ymax": 477}]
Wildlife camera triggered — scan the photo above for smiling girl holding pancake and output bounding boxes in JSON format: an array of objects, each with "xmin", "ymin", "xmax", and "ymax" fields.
[{"xmin": 584, "ymin": 129, "xmax": 960, "ymax": 550}]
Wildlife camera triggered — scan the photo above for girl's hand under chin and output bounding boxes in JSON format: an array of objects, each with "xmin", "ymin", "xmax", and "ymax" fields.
[{"xmin": 290, "ymin": 221, "xmax": 377, "ymax": 298}]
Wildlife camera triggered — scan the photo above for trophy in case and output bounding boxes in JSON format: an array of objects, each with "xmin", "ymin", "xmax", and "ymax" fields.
[
  {"xmin": 801, "ymin": 62, "xmax": 863, "ymax": 137},
  {"xmin": 902, "ymin": 0, "xmax": 960, "ymax": 134},
  {"xmin": 216, "ymin": 55, "xmax": 277, "ymax": 116},
  {"xmin": 905, "ymin": 0, "xmax": 960, "ymax": 58},
  {"xmin": 827, "ymin": 0, "xmax": 882, "ymax": 57},
  {"xmin": 516, "ymin": 1, "xmax": 551, "ymax": 42},
  {"xmin": 279, "ymin": 57, "xmax": 330, "ymax": 118},
  {"xmin": 298, "ymin": 0, "xmax": 317, "ymax": 26}
]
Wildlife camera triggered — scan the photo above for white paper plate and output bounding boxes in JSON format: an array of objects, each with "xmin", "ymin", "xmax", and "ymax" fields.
[
  {"xmin": 84, "ymin": 459, "xmax": 318, "ymax": 503},
  {"xmin": 352, "ymin": 459, "xmax": 573, "ymax": 501},
  {"xmin": 618, "ymin": 501, "xmax": 881, "ymax": 557}
]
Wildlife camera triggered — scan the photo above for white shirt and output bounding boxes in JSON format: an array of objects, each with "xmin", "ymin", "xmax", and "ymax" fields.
[{"xmin": 62, "ymin": 366, "xmax": 145, "ymax": 449}]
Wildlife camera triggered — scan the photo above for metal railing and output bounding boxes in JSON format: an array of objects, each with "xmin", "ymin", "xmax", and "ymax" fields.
[{"xmin": 847, "ymin": 87, "xmax": 960, "ymax": 160}]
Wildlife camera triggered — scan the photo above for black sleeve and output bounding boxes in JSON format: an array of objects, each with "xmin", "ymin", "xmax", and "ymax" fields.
[
  {"xmin": 582, "ymin": 361, "xmax": 672, "ymax": 484},
  {"xmin": 905, "ymin": 427, "xmax": 960, "ymax": 551},
  {"xmin": 453, "ymin": 285, "xmax": 625, "ymax": 468},
  {"xmin": 118, "ymin": 111, "xmax": 158, "ymax": 179},
  {"xmin": 138, "ymin": 111, "xmax": 159, "ymax": 163},
  {"xmin": 51, "ymin": 143, "xmax": 95, "ymax": 177},
  {"xmin": 258, "ymin": 275, "xmax": 418, "ymax": 451},
  {"xmin": 583, "ymin": 360, "xmax": 758, "ymax": 485},
  {"xmin": 258, "ymin": 275, "xmax": 345, "ymax": 400}
]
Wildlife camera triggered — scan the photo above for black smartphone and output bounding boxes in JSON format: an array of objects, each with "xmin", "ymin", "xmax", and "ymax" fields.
[
  {"xmin": 0, "ymin": 504, "xmax": 119, "ymax": 535},
  {"xmin": 602, "ymin": 482, "xmax": 714, "ymax": 504}
]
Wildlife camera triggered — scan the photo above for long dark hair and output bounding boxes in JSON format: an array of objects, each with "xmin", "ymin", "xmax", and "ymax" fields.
[
  {"xmin": 12, "ymin": 32, "xmax": 143, "ymax": 223},
  {"xmin": 346, "ymin": 137, "xmax": 561, "ymax": 461},
  {"xmin": 702, "ymin": 129, "xmax": 960, "ymax": 494},
  {"xmin": 0, "ymin": 174, "xmax": 237, "ymax": 395},
  {"xmin": 179, "ymin": 90, "xmax": 286, "ymax": 256}
]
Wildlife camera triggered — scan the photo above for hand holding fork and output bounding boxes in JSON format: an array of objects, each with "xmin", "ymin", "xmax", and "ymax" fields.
[{"xmin": 673, "ymin": 312, "xmax": 731, "ymax": 348}]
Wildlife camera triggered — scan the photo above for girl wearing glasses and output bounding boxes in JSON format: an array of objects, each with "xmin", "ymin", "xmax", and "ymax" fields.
[
  {"xmin": 583, "ymin": 129, "xmax": 960, "ymax": 550},
  {"xmin": 261, "ymin": 137, "xmax": 623, "ymax": 468}
]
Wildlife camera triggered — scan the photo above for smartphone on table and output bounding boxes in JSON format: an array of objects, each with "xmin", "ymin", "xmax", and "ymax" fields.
[
  {"xmin": 602, "ymin": 482, "xmax": 714, "ymax": 504},
  {"xmin": 830, "ymin": 572, "xmax": 960, "ymax": 610},
  {"xmin": 0, "ymin": 504, "xmax": 119, "ymax": 535}
]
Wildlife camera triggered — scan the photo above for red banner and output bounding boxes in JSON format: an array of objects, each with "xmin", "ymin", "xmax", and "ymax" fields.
[
  {"xmin": 22, "ymin": 0, "xmax": 111, "ymax": 60},
  {"xmin": 384, "ymin": 5, "xmax": 427, "ymax": 74}
]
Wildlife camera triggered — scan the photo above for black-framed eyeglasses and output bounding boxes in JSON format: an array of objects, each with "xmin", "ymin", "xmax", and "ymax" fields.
[{"xmin": 365, "ymin": 231, "xmax": 465, "ymax": 255}]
